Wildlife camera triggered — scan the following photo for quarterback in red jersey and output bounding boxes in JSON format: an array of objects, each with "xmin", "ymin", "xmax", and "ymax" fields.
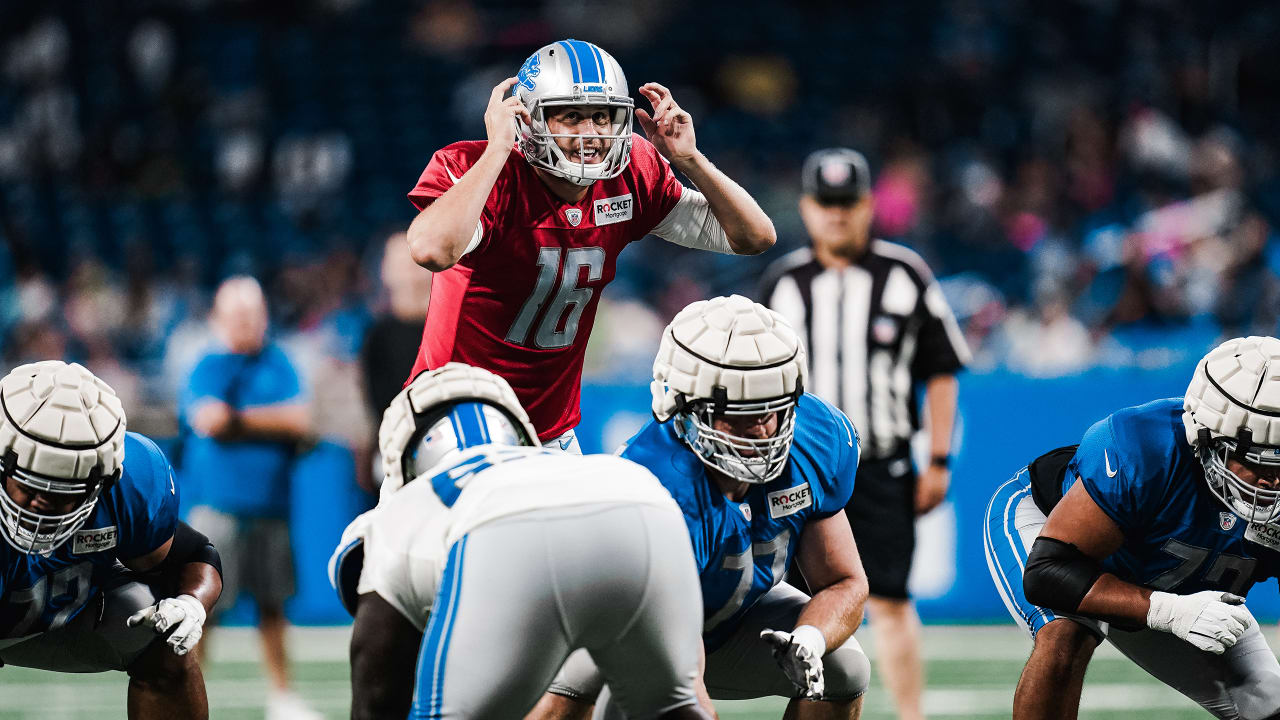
[{"xmin": 404, "ymin": 39, "xmax": 776, "ymax": 448}]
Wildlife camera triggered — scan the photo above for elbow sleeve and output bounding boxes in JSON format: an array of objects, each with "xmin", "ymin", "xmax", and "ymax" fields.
[
  {"xmin": 156, "ymin": 521, "xmax": 223, "ymax": 579},
  {"xmin": 1022, "ymin": 536, "xmax": 1102, "ymax": 612}
]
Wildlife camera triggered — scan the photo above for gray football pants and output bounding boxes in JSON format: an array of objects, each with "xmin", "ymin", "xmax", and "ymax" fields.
[
  {"xmin": 553, "ymin": 582, "xmax": 871, "ymax": 716},
  {"xmin": 1105, "ymin": 621, "xmax": 1280, "ymax": 720},
  {"xmin": 0, "ymin": 574, "xmax": 158, "ymax": 672},
  {"xmin": 410, "ymin": 502, "xmax": 703, "ymax": 720}
]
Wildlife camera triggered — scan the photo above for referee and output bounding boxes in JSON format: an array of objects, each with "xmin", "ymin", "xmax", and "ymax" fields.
[{"xmin": 762, "ymin": 148, "xmax": 969, "ymax": 720}]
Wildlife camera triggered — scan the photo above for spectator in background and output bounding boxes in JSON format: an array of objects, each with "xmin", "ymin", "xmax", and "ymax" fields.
[
  {"xmin": 358, "ymin": 232, "xmax": 430, "ymax": 491},
  {"xmin": 763, "ymin": 149, "xmax": 970, "ymax": 720},
  {"xmin": 180, "ymin": 276, "xmax": 320, "ymax": 720}
]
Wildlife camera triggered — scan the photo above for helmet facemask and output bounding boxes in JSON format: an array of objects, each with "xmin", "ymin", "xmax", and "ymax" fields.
[
  {"xmin": 520, "ymin": 99, "xmax": 634, "ymax": 187},
  {"xmin": 0, "ymin": 450, "xmax": 114, "ymax": 555},
  {"xmin": 673, "ymin": 390, "xmax": 799, "ymax": 485},
  {"xmin": 1196, "ymin": 427, "xmax": 1280, "ymax": 526}
]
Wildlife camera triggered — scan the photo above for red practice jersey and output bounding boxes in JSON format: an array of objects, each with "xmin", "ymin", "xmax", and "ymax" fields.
[{"xmin": 406, "ymin": 135, "xmax": 683, "ymax": 441}]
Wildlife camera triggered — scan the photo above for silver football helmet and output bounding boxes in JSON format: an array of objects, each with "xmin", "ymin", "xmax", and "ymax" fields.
[
  {"xmin": 378, "ymin": 363, "xmax": 539, "ymax": 502},
  {"xmin": 514, "ymin": 39, "xmax": 633, "ymax": 186},
  {"xmin": 0, "ymin": 361, "xmax": 126, "ymax": 555},
  {"xmin": 1183, "ymin": 336, "xmax": 1280, "ymax": 526},
  {"xmin": 652, "ymin": 295, "xmax": 807, "ymax": 484}
]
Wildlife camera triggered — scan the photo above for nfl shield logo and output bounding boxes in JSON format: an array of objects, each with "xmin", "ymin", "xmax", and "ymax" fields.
[
  {"xmin": 873, "ymin": 315, "xmax": 898, "ymax": 344},
  {"xmin": 1220, "ymin": 512, "xmax": 1238, "ymax": 531},
  {"xmin": 739, "ymin": 503, "xmax": 751, "ymax": 521},
  {"xmin": 565, "ymin": 208, "xmax": 583, "ymax": 227}
]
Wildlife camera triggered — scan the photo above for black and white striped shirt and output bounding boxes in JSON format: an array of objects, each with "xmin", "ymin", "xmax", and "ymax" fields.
[{"xmin": 761, "ymin": 241, "xmax": 970, "ymax": 460}]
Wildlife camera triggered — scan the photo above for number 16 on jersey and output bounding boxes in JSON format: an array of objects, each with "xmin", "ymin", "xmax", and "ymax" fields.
[{"xmin": 505, "ymin": 247, "xmax": 605, "ymax": 350}]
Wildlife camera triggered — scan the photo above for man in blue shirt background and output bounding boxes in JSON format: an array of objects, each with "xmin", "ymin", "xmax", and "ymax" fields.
[{"xmin": 180, "ymin": 275, "xmax": 318, "ymax": 720}]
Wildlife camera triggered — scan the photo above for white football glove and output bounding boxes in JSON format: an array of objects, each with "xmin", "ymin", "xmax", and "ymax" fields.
[
  {"xmin": 127, "ymin": 594, "xmax": 207, "ymax": 656},
  {"xmin": 1146, "ymin": 590, "xmax": 1254, "ymax": 654},
  {"xmin": 760, "ymin": 625, "xmax": 826, "ymax": 699}
]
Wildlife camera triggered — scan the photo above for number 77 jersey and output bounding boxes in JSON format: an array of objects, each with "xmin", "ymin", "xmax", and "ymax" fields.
[
  {"xmin": 620, "ymin": 393, "xmax": 860, "ymax": 651},
  {"xmin": 406, "ymin": 135, "xmax": 684, "ymax": 442},
  {"xmin": 1063, "ymin": 398, "xmax": 1280, "ymax": 595}
]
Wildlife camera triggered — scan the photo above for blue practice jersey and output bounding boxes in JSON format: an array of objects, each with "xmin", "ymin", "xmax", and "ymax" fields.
[
  {"xmin": 621, "ymin": 393, "xmax": 859, "ymax": 650},
  {"xmin": 0, "ymin": 432, "xmax": 179, "ymax": 640},
  {"xmin": 1063, "ymin": 398, "xmax": 1280, "ymax": 596}
]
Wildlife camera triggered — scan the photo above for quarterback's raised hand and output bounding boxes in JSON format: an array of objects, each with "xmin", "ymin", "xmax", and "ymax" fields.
[
  {"xmin": 484, "ymin": 77, "xmax": 532, "ymax": 155},
  {"xmin": 127, "ymin": 594, "xmax": 208, "ymax": 656},
  {"xmin": 760, "ymin": 625, "xmax": 826, "ymax": 699},
  {"xmin": 637, "ymin": 82, "xmax": 697, "ymax": 166},
  {"xmin": 1146, "ymin": 590, "xmax": 1254, "ymax": 654}
]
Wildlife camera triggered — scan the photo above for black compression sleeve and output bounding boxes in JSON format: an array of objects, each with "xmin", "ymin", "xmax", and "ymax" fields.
[
  {"xmin": 1023, "ymin": 536, "xmax": 1102, "ymax": 612},
  {"xmin": 154, "ymin": 521, "xmax": 223, "ymax": 578}
]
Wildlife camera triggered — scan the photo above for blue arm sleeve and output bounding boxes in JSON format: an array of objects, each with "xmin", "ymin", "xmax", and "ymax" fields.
[{"xmin": 114, "ymin": 433, "xmax": 181, "ymax": 560}]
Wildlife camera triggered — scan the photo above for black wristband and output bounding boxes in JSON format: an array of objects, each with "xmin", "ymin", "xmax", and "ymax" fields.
[{"xmin": 929, "ymin": 454, "xmax": 951, "ymax": 469}]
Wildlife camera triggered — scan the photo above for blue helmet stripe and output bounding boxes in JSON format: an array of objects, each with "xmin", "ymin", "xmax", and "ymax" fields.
[
  {"xmin": 585, "ymin": 42, "xmax": 607, "ymax": 84},
  {"xmin": 568, "ymin": 40, "xmax": 601, "ymax": 83},
  {"xmin": 450, "ymin": 402, "xmax": 488, "ymax": 450},
  {"xmin": 446, "ymin": 409, "xmax": 466, "ymax": 449},
  {"xmin": 470, "ymin": 403, "xmax": 491, "ymax": 444},
  {"xmin": 557, "ymin": 40, "xmax": 582, "ymax": 83}
]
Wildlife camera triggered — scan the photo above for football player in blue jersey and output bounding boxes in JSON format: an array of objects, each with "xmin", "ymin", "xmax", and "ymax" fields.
[
  {"xmin": 984, "ymin": 336, "xmax": 1280, "ymax": 720},
  {"xmin": 537, "ymin": 295, "xmax": 871, "ymax": 720},
  {"xmin": 0, "ymin": 361, "xmax": 222, "ymax": 719}
]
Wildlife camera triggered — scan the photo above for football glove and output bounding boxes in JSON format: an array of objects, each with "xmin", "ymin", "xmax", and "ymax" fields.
[
  {"xmin": 127, "ymin": 594, "xmax": 207, "ymax": 656},
  {"xmin": 760, "ymin": 625, "xmax": 826, "ymax": 699},
  {"xmin": 1146, "ymin": 590, "xmax": 1253, "ymax": 654}
]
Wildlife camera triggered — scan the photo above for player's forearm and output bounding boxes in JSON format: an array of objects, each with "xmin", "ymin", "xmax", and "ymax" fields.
[
  {"xmin": 235, "ymin": 403, "xmax": 311, "ymax": 441},
  {"xmin": 407, "ymin": 148, "xmax": 507, "ymax": 272},
  {"xmin": 350, "ymin": 593, "xmax": 423, "ymax": 720},
  {"xmin": 1074, "ymin": 573, "xmax": 1153, "ymax": 628},
  {"xmin": 670, "ymin": 152, "xmax": 775, "ymax": 255},
  {"xmin": 924, "ymin": 374, "xmax": 958, "ymax": 457},
  {"xmin": 795, "ymin": 575, "xmax": 868, "ymax": 652},
  {"xmin": 177, "ymin": 561, "xmax": 223, "ymax": 615}
]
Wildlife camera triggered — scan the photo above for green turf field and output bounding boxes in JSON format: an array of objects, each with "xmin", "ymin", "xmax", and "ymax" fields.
[{"xmin": 0, "ymin": 625, "xmax": 1229, "ymax": 718}]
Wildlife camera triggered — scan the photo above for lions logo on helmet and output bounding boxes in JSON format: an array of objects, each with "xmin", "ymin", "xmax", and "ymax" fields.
[
  {"xmin": 652, "ymin": 295, "xmax": 806, "ymax": 484},
  {"xmin": 0, "ymin": 361, "xmax": 126, "ymax": 555},
  {"xmin": 514, "ymin": 39, "xmax": 634, "ymax": 187},
  {"xmin": 377, "ymin": 363, "xmax": 539, "ymax": 500},
  {"xmin": 1183, "ymin": 336, "xmax": 1280, "ymax": 525}
]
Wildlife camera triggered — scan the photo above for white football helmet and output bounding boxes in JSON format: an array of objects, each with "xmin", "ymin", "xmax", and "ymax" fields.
[
  {"xmin": 514, "ymin": 39, "xmax": 633, "ymax": 187},
  {"xmin": 378, "ymin": 363, "xmax": 539, "ymax": 501},
  {"xmin": 0, "ymin": 361, "xmax": 126, "ymax": 555},
  {"xmin": 652, "ymin": 295, "xmax": 807, "ymax": 484},
  {"xmin": 1183, "ymin": 336, "xmax": 1280, "ymax": 525}
]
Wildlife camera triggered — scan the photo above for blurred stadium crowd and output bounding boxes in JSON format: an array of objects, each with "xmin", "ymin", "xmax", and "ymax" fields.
[{"xmin": 2, "ymin": 0, "xmax": 1279, "ymax": 441}]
